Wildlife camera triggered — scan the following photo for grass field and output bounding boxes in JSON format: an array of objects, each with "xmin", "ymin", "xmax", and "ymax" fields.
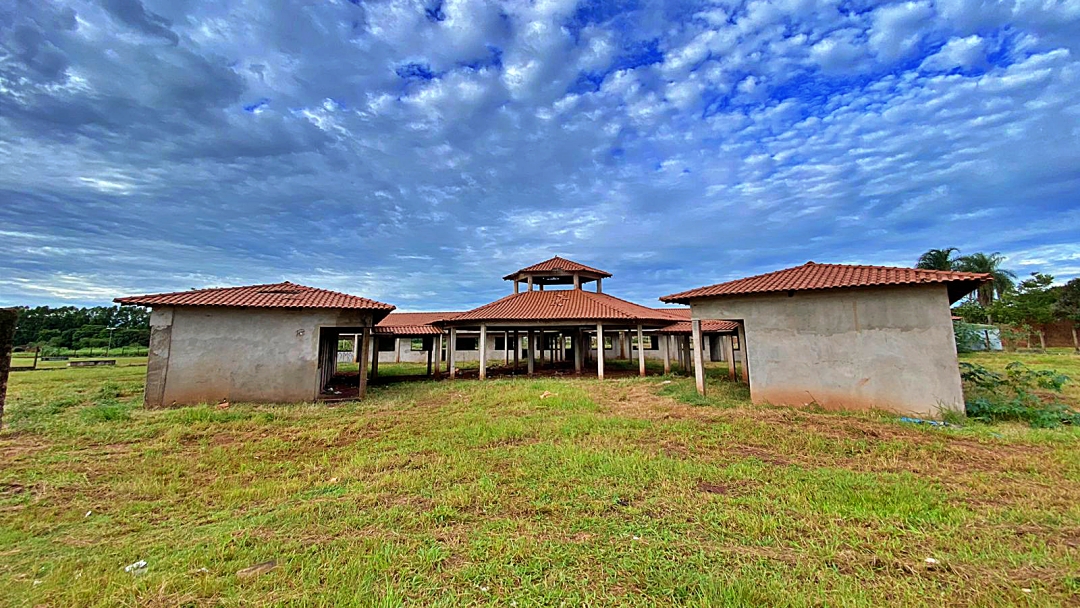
[{"xmin": 1, "ymin": 354, "xmax": 1079, "ymax": 606}]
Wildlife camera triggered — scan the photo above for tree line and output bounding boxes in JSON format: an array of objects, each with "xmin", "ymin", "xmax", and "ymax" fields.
[
  {"xmin": 12, "ymin": 306, "xmax": 150, "ymax": 352},
  {"xmin": 917, "ymin": 248, "xmax": 1080, "ymax": 350}
]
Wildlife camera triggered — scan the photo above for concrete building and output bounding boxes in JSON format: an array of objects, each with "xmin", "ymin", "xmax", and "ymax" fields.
[
  {"xmin": 662, "ymin": 262, "xmax": 991, "ymax": 417},
  {"xmin": 116, "ymin": 282, "xmax": 394, "ymax": 406}
]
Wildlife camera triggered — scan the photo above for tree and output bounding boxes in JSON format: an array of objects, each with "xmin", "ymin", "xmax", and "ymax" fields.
[
  {"xmin": 1055, "ymin": 278, "xmax": 1080, "ymax": 352},
  {"xmin": 1000, "ymin": 273, "xmax": 1058, "ymax": 351},
  {"xmin": 956, "ymin": 252, "xmax": 1018, "ymax": 307},
  {"xmin": 916, "ymin": 247, "xmax": 960, "ymax": 271}
]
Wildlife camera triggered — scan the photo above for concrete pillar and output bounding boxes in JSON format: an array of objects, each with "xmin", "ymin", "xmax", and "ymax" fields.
[
  {"xmin": 574, "ymin": 330, "xmax": 583, "ymax": 374},
  {"xmin": 692, "ymin": 320, "xmax": 706, "ymax": 396},
  {"xmin": 352, "ymin": 334, "xmax": 360, "ymax": 363},
  {"xmin": 527, "ymin": 329, "xmax": 536, "ymax": 375},
  {"xmin": 505, "ymin": 330, "xmax": 510, "ymax": 365},
  {"xmin": 636, "ymin": 325, "xmax": 646, "ymax": 377},
  {"xmin": 596, "ymin": 278, "xmax": 603, "ymax": 293},
  {"xmin": 449, "ymin": 328, "xmax": 458, "ymax": 379},
  {"xmin": 621, "ymin": 331, "xmax": 629, "ymax": 359},
  {"xmin": 538, "ymin": 331, "xmax": 544, "ymax": 365},
  {"xmin": 358, "ymin": 327, "xmax": 371, "ymax": 399},
  {"xmin": 725, "ymin": 334, "xmax": 736, "ymax": 381},
  {"xmin": 527, "ymin": 276, "xmax": 533, "ymax": 291},
  {"xmin": 514, "ymin": 281, "xmax": 520, "ymax": 294},
  {"xmin": 661, "ymin": 333, "xmax": 671, "ymax": 374},
  {"xmin": 370, "ymin": 336, "xmax": 379, "ymax": 381},
  {"xmin": 736, "ymin": 323, "xmax": 749, "ymax": 385},
  {"xmin": 433, "ymin": 333, "xmax": 443, "ymax": 378},
  {"xmin": 573, "ymin": 273, "xmax": 581, "ymax": 289},
  {"xmin": 479, "ymin": 324, "xmax": 488, "ymax": 380},
  {"xmin": 596, "ymin": 323, "xmax": 605, "ymax": 380},
  {"xmin": 704, "ymin": 335, "xmax": 712, "ymax": 362},
  {"xmin": 513, "ymin": 330, "xmax": 519, "ymax": 370}
]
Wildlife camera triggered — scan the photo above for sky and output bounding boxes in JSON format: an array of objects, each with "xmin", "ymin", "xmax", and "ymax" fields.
[{"xmin": 2, "ymin": 0, "xmax": 1079, "ymax": 311}]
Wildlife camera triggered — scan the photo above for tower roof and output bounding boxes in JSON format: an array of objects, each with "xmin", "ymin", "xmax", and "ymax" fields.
[
  {"xmin": 447, "ymin": 290, "xmax": 683, "ymax": 324},
  {"xmin": 502, "ymin": 256, "xmax": 612, "ymax": 281}
]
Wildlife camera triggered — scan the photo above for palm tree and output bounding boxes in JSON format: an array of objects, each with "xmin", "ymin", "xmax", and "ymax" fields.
[
  {"xmin": 955, "ymin": 252, "xmax": 1017, "ymax": 306},
  {"xmin": 916, "ymin": 248, "xmax": 960, "ymax": 271}
]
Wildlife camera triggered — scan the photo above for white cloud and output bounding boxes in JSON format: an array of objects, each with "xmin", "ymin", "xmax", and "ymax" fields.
[{"xmin": 920, "ymin": 35, "xmax": 987, "ymax": 71}]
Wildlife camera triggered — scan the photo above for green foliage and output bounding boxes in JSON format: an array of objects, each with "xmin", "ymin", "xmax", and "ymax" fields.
[
  {"xmin": 955, "ymin": 252, "xmax": 1017, "ymax": 306},
  {"xmin": 1055, "ymin": 278, "xmax": 1080, "ymax": 323},
  {"xmin": 951, "ymin": 300, "xmax": 988, "ymax": 324},
  {"xmin": 80, "ymin": 401, "xmax": 133, "ymax": 423},
  {"xmin": 11, "ymin": 305, "xmax": 149, "ymax": 349},
  {"xmin": 952, "ymin": 322, "xmax": 984, "ymax": 353},
  {"xmin": 915, "ymin": 247, "xmax": 959, "ymax": 271},
  {"xmin": 959, "ymin": 361, "xmax": 1078, "ymax": 427}
]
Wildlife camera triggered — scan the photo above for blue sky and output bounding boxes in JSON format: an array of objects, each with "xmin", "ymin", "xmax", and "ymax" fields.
[{"xmin": 2, "ymin": 0, "xmax": 1078, "ymax": 311}]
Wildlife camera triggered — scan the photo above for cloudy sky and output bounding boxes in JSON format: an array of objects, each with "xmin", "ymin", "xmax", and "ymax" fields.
[{"xmin": 2, "ymin": 0, "xmax": 1078, "ymax": 311}]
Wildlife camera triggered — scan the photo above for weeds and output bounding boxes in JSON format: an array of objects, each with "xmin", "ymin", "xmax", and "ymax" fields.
[{"xmin": 960, "ymin": 361, "xmax": 1078, "ymax": 427}]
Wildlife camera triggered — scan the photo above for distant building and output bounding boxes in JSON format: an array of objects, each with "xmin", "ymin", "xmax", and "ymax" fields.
[
  {"xmin": 115, "ymin": 282, "xmax": 393, "ymax": 406},
  {"xmin": 662, "ymin": 262, "xmax": 991, "ymax": 417}
]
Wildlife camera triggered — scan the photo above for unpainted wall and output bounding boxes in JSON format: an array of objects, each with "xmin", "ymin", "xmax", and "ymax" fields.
[
  {"xmin": 148, "ymin": 306, "xmax": 371, "ymax": 406},
  {"xmin": 690, "ymin": 284, "xmax": 964, "ymax": 417}
]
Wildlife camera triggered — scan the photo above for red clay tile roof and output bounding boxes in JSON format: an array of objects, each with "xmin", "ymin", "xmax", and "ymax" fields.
[
  {"xmin": 661, "ymin": 262, "xmax": 992, "ymax": 304},
  {"xmin": 115, "ymin": 281, "xmax": 395, "ymax": 311},
  {"xmin": 658, "ymin": 320, "xmax": 739, "ymax": 334},
  {"xmin": 448, "ymin": 290, "xmax": 683, "ymax": 324},
  {"xmin": 503, "ymin": 256, "xmax": 612, "ymax": 280},
  {"xmin": 374, "ymin": 311, "xmax": 461, "ymax": 335}
]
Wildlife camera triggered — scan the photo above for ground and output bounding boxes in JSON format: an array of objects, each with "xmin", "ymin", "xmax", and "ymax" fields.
[{"xmin": 1, "ymin": 353, "xmax": 1078, "ymax": 606}]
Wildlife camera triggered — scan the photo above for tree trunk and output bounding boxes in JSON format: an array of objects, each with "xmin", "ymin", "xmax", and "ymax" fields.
[
  {"xmin": 1038, "ymin": 330, "xmax": 1046, "ymax": 352},
  {"xmin": 0, "ymin": 308, "xmax": 19, "ymax": 430},
  {"xmin": 1073, "ymin": 326, "xmax": 1079, "ymax": 354}
]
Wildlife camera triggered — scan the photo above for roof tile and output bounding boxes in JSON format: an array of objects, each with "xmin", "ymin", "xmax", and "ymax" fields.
[
  {"xmin": 662, "ymin": 262, "xmax": 992, "ymax": 303},
  {"xmin": 450, "ymin": 290, "xmax": 683, "ymax": 323},
  {"xmin": 115, "ymin": 282, "xmax": 394, "ymax": 311},
  {"xmin": 503, "ymin": 256, "xmax": 612, "ymax": 279}
]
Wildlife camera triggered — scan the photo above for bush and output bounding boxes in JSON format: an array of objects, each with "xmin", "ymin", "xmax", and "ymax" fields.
[
  {"xmin": 959, "ymin": 362, "xmax": 1078, "ymax": 428},
  {"xmin": 953, "ymin": 322, "xmax": 983, "ymax": 353}
]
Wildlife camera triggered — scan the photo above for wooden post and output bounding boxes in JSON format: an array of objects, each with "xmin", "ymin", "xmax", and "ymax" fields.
[
  {"xmin": 574, "ymin": 330, "xmax": 583, "ymax": 373},
  {"xmin": 527, "ymin": 329, "xmax": 535, "ymax": 375},
  {"xmin": 596, "ymin": 323, "xmax": 605, "ymax": 380},
  {"xmin": 726, "ymin": 334, "xmax": 737, "ymax": 381},
  {"xmin": 692, "ymin": 320, "xmax": 706, "ymax": 396},
  {"xmin": 0, "ymin": 308, "xmax": 18, "ymax": 429},
  {"xmin": 479, "ymin": 324, "xmax": 488, "ymax": 380},
  {"xmin": 358, "ymin": 327, "xmax": 371, "ymax": 399},
  {"xmin": 449, "ymin": 328, "xmax": 458, "ymax": 379},
  {"xmin": 662, "ymin": 333, "xmax": 671, "ymax": 374},
  {"xmin": 370, "ymin": 335, "xmax": 380, "ymax": 381}
]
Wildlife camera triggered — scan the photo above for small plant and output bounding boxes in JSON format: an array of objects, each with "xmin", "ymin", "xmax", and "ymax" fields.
[
  {"xmin": 959, "ymin": 362, "xmax": 1078, "ymax": 428},
  {"xmin": 80, "ymin": 401, "xmax": 133, "ymax": 423},
  {"xmin": 953, "ymin": 322, "xmax": 983, "ymax": 353}
]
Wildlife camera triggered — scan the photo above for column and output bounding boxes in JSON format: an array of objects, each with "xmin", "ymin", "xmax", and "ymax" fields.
[
  {"xmin": 513, "ymin": 330, "xmax": 519, "ymax": 370},
  {"xmin": 352, "ymin": 334, "xmax": 360, "ymax": 363},
  {"xmin": 574, "ymin": 330, "xmax": 583, "ymax": 374},
  {"xmin": 661, "ymin": 333, "xmax": 671, "ymax": 374},
  {"xmin": 726, "ymin": 334, "xmax": 736, "ymax": 381},
  {"xmin": 636, "ymin": 325, "xmax": 646, "ymax": 377},
  {"xmin": 434, "ymin": 333, "xmax": 443, "ymax": 378},
  {"xmin": 358, "ymin": 327, "xmax": 371, "ymax": 399},
  {"xmin": 449, "ymin": 327, "xmax": 458, "ymax": 379},
  {"xmin": 538, "ymin": 331, "xmax": 544, "ymax": 366},
  {"xmin": 527, "ymin": 329, "xmax": 536, "ymax": 375},
  {"xmin": 692, "ymin": 320, "xmax": 706, "ymax": 396},
  {"xmin": 479, "ymin": 324, "xmax": 488, "ymax": 380},
  {"xmin": 505, "ymin": 330, "xmax": 510, "ymax": 365},
  {"xmin": 370, "ymin": 335, "xmax": 379, "ymax": 381},
  {"xmin": 736, "ymin": 322, "xmax": 749, "ymax": 385},
  {"xmin": 596, "ymin": 323, "xmax": 605, "ymax": 380}
]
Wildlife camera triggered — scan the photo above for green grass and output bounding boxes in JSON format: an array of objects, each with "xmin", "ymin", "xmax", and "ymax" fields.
[
  {"xmin": 1, "ymin": 354, "xmax": 1078, "ymax": 606},
  {"xmin": 960, "ymin": 348, "xmax": 1080, "ymax": 405}
]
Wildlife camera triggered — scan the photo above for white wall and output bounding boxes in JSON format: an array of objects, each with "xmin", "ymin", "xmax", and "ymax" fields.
[{"xmin": 690, "ymin": 284, "xmax": 964, "ymax": 417}]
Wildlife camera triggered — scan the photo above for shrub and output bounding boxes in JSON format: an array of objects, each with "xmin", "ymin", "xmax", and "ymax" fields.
[{"xmin": 959, "ymin": 362, "xmax": 1078, "ymax": 428}]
